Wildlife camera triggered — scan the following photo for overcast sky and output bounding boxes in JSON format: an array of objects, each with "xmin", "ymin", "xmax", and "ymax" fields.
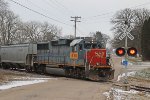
[{"xmin": 5, "ymin": 0, "xmax": 150, "ymax": 37}]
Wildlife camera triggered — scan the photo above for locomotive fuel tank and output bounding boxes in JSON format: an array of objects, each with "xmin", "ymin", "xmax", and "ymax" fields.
[{"xmin": 46, "ymin": 67, "xmax": 65, "ymax": 76}]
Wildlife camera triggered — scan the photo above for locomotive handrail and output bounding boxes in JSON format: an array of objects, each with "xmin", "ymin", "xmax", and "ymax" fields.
[{"xmin": 109, "ymin": 55, "xmax": 114, "ymax": 68}]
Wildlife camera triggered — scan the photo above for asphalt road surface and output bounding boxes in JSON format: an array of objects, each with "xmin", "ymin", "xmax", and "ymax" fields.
[
  {"xmin": 0, "ymin": 55, "xmax": 123, "ymax": 100},
  {"xmin": 0, "ymin": 78, "xmax": 113, "ymax": 100}
]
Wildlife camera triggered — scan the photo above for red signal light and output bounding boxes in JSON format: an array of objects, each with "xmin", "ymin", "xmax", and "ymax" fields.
[
  {"xmin": 115, "ymin": 47, "xmax": 125, "ymax": 56},
  {"xmin": 127, "ymin": 47, "xmax": 137, "ymax": 56}
]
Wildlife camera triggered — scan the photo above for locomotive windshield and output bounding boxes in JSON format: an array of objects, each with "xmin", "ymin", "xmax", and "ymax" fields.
[{"xmin": 84, "ymin": 43, "xmax": 102, "ymax": 49}]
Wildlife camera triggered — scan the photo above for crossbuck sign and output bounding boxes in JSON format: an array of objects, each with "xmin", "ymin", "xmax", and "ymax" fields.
[{"xmin": 119, "ymin": 25, "xmax": 134, "ymax": 40}]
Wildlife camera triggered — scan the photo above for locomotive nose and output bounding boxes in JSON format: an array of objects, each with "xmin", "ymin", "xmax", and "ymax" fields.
[{"xmin": 86, "ymin": 49, "xmax": 106, "ymax": 66}]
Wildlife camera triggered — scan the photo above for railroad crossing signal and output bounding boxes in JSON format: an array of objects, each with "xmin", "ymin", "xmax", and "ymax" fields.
[
  {"xmin": 115, "ymin": 47, "xmax": 126, "ymax": 56},
  {"xmin": 119, "ymin": 26, "xmax": 134, "ymax": 40},
  {"xmin": 119, "ymin": 32, "xmax": 126, "ymax": 40},
  {"xmin": 127, "ymin": 33, "xmax": 134, "ymax": 40},
  {"xmin": 127, "ymin": 47, "xmax": 137, "ymax": 56},
  {"xmin": 115, "ymin": 47, "xmax": 137, "ymax": 57}
]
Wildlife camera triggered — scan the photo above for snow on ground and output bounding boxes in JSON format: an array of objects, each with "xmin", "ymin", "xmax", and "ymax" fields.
[
  {"xmin": 0, "ymin": 77, "xmax": 57, "ymax": 90},
  {"xmin": 104, "ymin": 87, "xmax": 150, "ymax": 100},
  {"xmin": 117, "ymin": 71, "xmax": 136, "ymax": 81},
  {"xmin": 103, "ymin": 88, "xmax": 139, "ymax": 100}
]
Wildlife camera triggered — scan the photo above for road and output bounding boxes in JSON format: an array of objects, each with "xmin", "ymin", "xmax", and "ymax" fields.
[
  {"xmin": 0, "ymin": 78, "xmax": 113, "ymax": 100},
  {"xmin": 0, "ymin": 55, "xmax": 123, "ymax": 100}
]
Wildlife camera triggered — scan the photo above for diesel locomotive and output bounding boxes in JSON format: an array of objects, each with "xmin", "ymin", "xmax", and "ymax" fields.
[{"xmin": 0, "ymin": 37, "xmax": 114, "ymax": 81}]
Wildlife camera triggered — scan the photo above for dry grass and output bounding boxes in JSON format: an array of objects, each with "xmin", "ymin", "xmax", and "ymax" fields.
[{"xmin": 0, "ymin": 69, "xmax": 27, "ymax": 84}]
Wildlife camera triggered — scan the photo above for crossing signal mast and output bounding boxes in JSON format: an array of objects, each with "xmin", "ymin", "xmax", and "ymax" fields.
[{"xmin": 115, "ymin": 20, "xmax": 137, "ymax": 86}]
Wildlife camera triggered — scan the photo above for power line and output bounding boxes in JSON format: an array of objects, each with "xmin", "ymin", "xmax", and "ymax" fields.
[
  {"xmin": 47, "ymin": 0, "xmax": 74, "ymax": 15},
  {"xmin": 84, "ymin": 1, "xmax": 150, "ymax": 21},
  {"xmin": 83, "ymin": 12, "xmax": 113, "ymax": 20},
  {"xmin": 9, "ymin": 0, "xmax": 71, "ymax": 26},
  {"xmin": 53, "ymin": 0, "xmax": 68, "ymax": 10},
  {"xmin": 53, "ymin": 0, "xmax": 72, "ymax": 13},
  {"xmin": 131, "ymin": 1, "xmax": 150, "ymax": 8},
  {"xmin": 43, "ymin": 0, "xmax": 63, "ymax": 13},
  {"xmin": 25, "ymin": 0, "xmax": 67, "ymax": 22}
]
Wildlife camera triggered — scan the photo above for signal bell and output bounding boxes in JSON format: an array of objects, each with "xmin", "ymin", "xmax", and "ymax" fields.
[
  {"xmin": 115, "ymin": 47, "xmax": 126, "ymax": 56},
  {"xmin": 127, "ymin": 47, "xmax": 137, "ymax": 56}
]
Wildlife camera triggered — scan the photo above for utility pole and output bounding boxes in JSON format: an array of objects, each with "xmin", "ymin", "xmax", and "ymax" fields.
[{"xmin": 70, "ymin": 16, "xmax": 81, "ymax": 38}]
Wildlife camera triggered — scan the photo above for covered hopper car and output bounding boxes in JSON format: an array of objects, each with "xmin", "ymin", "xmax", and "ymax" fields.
[{"xmin": 0, "ymin": 44, "xmax": 37, "ymax": 71}]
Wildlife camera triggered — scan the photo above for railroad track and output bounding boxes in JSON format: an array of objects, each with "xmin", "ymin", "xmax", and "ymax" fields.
[{"xmin": 131, "ymin": 85, "xmax": 150, "ymax": 93}]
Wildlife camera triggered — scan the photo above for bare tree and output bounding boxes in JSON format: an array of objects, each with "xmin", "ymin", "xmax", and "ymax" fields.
[
  {"xmin": 0, "ymin": 0, "xmax": 8, "ymax": 44},
  {"xmin": 24, "ymin": 21, "xmax": 42, "ymax": 43},
  {"xmin": 0, "ymin": 0, "xmax": 8, "ymax": 11},
  {"xmin": 111, "ymin": 8, "xmax": 150, "ymax": 54},
  {"xmin": 62, "ymin": 35, "xmax": 74, "ymax": 39},
  {"xmin": 0, "ymin": 0, "xmax": 62, "ymax": 44},
  {"xmin": 0, "ymin": 0, "xmax": 20, "ymax": 45},
  {"xmin": 111, "ymin": 8, "xmax": 136, "ymax": 48},
  {"xmin": 90, "ymin": 31, "xmax": 110, "ymax": 48},
  {"xmin": 10, "ymin": 21, "xmax": 29, "ymax": 43},
  {"xmin": 13, "ymin": 21, "xmax": 62, "ymax": 43},
  {"xmin": 40, "ymin": 22, "xmax": 62, "ymax": 42}
]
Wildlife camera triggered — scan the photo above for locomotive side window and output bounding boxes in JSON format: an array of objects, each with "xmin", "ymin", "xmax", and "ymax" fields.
[
  {"xmin": 79, "ymin": 44, "xmax": 83, "ymax": 51},
  {"xmin": 84, "ymin": 43, "xmax": 97, "ymax": 49},
  {"xmin": 72, "ymin": 45, "xmax": 77, "ymax": 52},
  {"xmin": 84, "ymin": 43, "xmax": 91, "ymax": 49},
  {"xmin": 37, "ymin": 43, "xmax": 49, "ymax": 50},
  {"xmin": 97, "ymin": 44, "xmax": 102, "ymax": 48},
  {"xmin": 92, "ymin": 44, "xmax": 96, "ymax": 48}
]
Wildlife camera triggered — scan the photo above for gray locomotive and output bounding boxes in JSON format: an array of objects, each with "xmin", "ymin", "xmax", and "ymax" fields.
[{"xmin": 0, "ymin": 38, "xmax": 114, "ymax": 81}]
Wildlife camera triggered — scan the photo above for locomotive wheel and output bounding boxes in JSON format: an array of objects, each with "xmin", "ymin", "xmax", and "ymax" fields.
[
  {"xmin": 35, "ymin": 65, "xmax": 46, "ymax": 74},
  {"xmin": 65, "ymin": 68, "xmax": 70, "ymax": 77},
  {"xmin": 80, "ymin": 69, "xmax": 86, "ymax": 79},
  {"xmin": 25, "ymin": 66, "xmax": 32, "ymax": 73},
  {"xmin": 2, "ymin": 63, "xmax": 9, "ymax": 69}
]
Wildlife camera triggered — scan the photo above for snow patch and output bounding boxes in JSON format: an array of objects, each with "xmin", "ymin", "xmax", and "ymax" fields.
[
  {"xmin": 0, "ymin": 77, "xmax": 57, "ymax": 90},
  {"xmin": 128, "ymin": 62, "xmax": 133, "ymax": 65},
  {"xmin": 103, "ymin": 88, "xmax": 139, "ymax": 100},
  {"xmin": 13, "ymin": 77, "xmax": 57, "ymax": 80},
  {"xmin": 112, "ymin": 88, "xmax": 138, "ymax": 100},
  {"xmin": 117, "ymin": 71, "xmax": 136, "ymax": 81}
]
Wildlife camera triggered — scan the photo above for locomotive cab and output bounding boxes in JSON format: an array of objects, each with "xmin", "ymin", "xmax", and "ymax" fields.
[{"xmin": 69, "ymin": 38, "xmax": 114, "ymax": 81}]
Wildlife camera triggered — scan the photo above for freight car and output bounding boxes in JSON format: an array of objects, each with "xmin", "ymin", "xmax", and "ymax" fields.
[
  {"xmin": 34, "ymin": 38, "xmax": 114, "ymax": 81},
  {"xmin": 0, "ymin": 43, "xmax": 37, "ymax": 71},
  {"xmin": 0, "ymin": 38, "xmax": 114, "ymax": 81}
]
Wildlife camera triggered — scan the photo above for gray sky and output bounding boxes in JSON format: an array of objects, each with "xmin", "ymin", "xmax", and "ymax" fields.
[{"xmin": 5, "ymin": 0, "xmax": 150, "ymax": 37}]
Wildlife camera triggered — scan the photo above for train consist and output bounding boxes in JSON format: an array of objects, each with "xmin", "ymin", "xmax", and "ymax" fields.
[{"xmin": 0, "ymin": 37, "xmax": 114, "ymax": 81}]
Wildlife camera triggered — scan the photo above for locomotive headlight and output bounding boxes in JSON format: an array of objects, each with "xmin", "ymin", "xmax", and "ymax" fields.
[
  {"xmin": 92, "ymin": 39, "xmax": 94, "ymax": 43},
  {"xmin": 96, "ymin": 63, "xmax": 100, "ymax": 66}
]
